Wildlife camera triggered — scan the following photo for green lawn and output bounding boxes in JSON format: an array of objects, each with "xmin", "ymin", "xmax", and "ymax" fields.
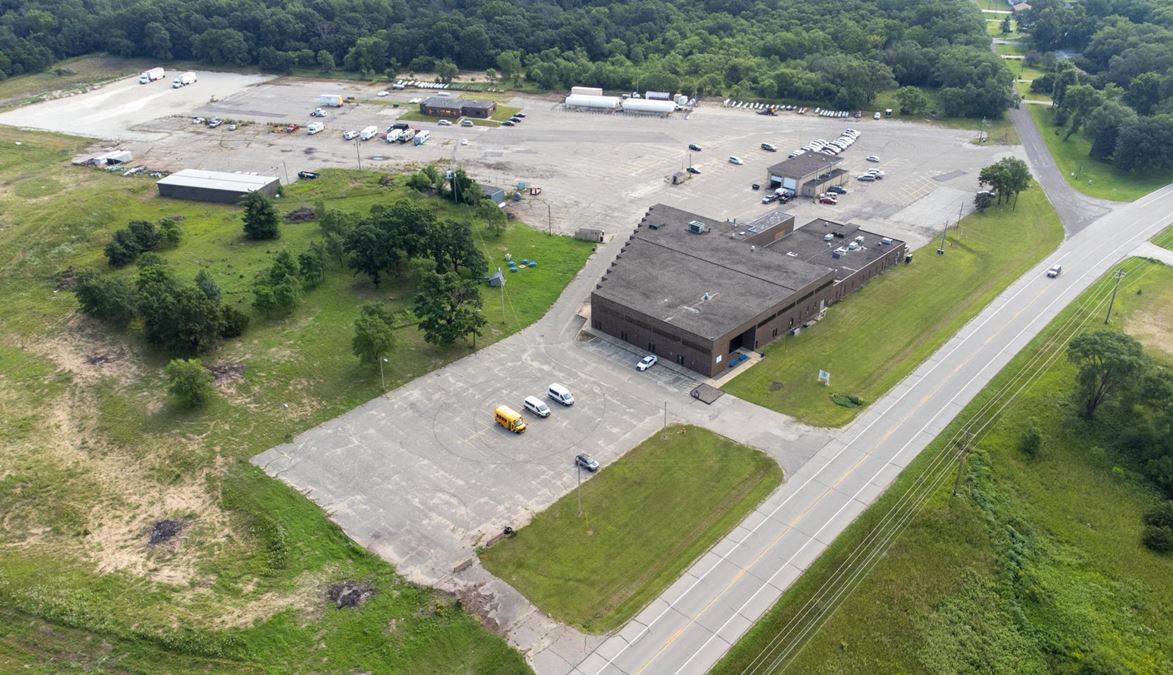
[
  {"xmin": 0, "ymin": 126, "xmax": 592, "ymax": 670},
  {"xmin": 1154, "ymin": 225, "xmax": 1173, "ymax": 251},
  {"xmin": 0, "ymin": 54, "xmax": 158, "ymax": 110},
  {"xmin": 1029, "ymin": 106, "xmax": 1173, "ymax": 201},
  {"xmin": 724, "ymin": 189, "xmax": 1062, "ymax": 427},
  {"xmin": 716, "ymin": 257, "xmax": 1173, "ymax": 674},
  {"xmin": 868, "ymin": 88, "xmax": 1020, "ymax": 144},
  {"xmin": 479, "ymin": 425, "xmax": 782, "ymax": 633}
]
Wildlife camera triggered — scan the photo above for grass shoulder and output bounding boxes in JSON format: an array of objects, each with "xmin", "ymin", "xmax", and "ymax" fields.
[
  {"xmin": 1154, "ymin": 225, "xmax": 1173, "ymax": 251},
  {"xmin": 724, "ymin": 188, "xmax": 1061, "ymax": 426},
  {"xmin": 1029, "ymin": 106, "xmax": 1173, "ymax": 202},
  {"xmin": 715, "ymin": 258, "xmax": 1173, "ymax": 673},
  {"xmin": 479, "ymin": 425, "xmax": 782, "ymax": 633}
]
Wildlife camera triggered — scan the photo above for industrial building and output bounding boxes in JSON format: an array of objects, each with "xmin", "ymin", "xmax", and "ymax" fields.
[
  {"xmin": 419, "ymin": 96, "xmax": 496, "ymax": 118},
  {"xmin": 766, "ymin": 154, "xmax": 846, "ymax": 196},
  {"xmin": 590, "ymin": 204, "xmax": 907, "ymax": 377},
  {"xmin": 156, "ymin": 169, "xmax": 280, "ymax": 203}
]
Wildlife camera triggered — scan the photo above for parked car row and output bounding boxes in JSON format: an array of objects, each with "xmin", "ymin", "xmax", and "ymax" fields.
[{"xmin": 790, "ymin": 127, "xmax": 861, "ymax": 160}]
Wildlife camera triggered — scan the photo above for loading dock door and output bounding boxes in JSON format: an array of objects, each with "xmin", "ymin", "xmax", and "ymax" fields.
[
  {"xmin": 769, "ymin": 173, "xmax": 783, "ymax": 188},
  {"xmin": 782, "ymin": 177, "xmax": 797, "ymax": 191}
]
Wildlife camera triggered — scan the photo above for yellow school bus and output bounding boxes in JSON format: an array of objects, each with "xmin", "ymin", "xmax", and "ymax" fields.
[{"xmin": 494, "ymin": 405, "xmax": 526, "ymax": 433}]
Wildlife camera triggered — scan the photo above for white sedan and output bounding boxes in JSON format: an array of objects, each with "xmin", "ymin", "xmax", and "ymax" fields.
[
  {"xmin": 637, "ymin": 355, "xmax": 658, "ymax": 371},
  {"xmin": 729, "ymin": 156, "xmax": 744, "ymax": 165},
  {"xmin": 866, "ymin": 155, "xmax": 881, "ymax": 162}
]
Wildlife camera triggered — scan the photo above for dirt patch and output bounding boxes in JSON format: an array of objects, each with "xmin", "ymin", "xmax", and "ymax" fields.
[
  {"xmin": 85, "ymin": 351, "xmax": 122, "ymax": 367},
  {"xmin": 455, "ymin": 584, "xmax": 502, "ymax": 634},
  {"xmin": 1127, "ymin": 300, "xmax": 1173, "ymax": 362},
  {"xmin": 148, "ymin": 519, "xmax": 182, "ymax": 546},
  {"xmin": 769, "ymin": 381, "xmax": 783, "ymax": 391},
  {"xmin": 327, "ymin": 581, "xmax": 376, "ymax": 609},
  {"xmin": 207, "ymin": 362, "xmax": 246, "ymax": 383},
  {"xmin": 31, "ymin": 318, "xmax": 141, "ymax": 387},
  {"xmin": 55, "ymin": 267, "xmax": 80, "ymax": 291},
  {"xmin": 284, "ymin": 206, "xmax": 316, "ymax": 223}
]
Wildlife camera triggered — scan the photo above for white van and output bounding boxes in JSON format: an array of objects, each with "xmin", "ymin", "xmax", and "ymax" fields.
[
  {"xmin": 548, "ymin": 383, "xmax": 574, "ymax": 406},
  {"xmin": 523, "ymin": 396, "xmax": 551, "ymax": 418},
  {"xmin": 307, "ymin": 122, "xmax": 324, "ymax": 135}
]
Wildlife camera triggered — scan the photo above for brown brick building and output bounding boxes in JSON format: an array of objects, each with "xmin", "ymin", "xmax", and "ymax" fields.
[
  {"xmin": 420, "ymin": 96, "xmax": 497, "ymax": 118},
  {"xmin": 590, "ymin": 204, "xmax": 908, "ymax": 377}
]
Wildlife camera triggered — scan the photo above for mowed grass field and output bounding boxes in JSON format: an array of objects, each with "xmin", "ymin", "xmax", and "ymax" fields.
[
  {"xmin": 0, "ymin": 125, "xmax": 592, "ymax": 670},
  {"xmin": 1029, "ymin": 106, "xmax": 1173, "ymax": 202},
  {"xmin": 1154, "ymin": 224, "xmax": 1173, "ymax": 250},
  {"xmin": 725, "ymin": 188, "xmax": 1062, "ymax": 426},
  {"xmin": 479, "ymin": 425, "xmax": 782, "ymax": 633},
  {"xmin": 716, "ymin": 258, "xmax": 1173, "ymax": 674}
]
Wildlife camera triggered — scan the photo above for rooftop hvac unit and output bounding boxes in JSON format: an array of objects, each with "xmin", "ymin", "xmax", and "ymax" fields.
[
  {"xmin": 649, "ymin": 222, "xmax": 661, "ymax": 229},
  {"xmin": 854, "ymin": 235, "xmax": 865, "ymax": 243},
  {"xmin": 832, "ymin": 247, "xmax": 847, "ymax": 258},
  {"xmin": 687, "ymin": 220, "xmax": 707, "ymax": 234},
  {"xmin": 848, "ymin": 242, "xmax": 860, "ymax": 251},
  {"xmin": 881, "ymin": 237, "xmax": 893, "ymax": 245},
  {"xmin": 823, "ymin": 233, "xmax": 834, "ymax": 241}
]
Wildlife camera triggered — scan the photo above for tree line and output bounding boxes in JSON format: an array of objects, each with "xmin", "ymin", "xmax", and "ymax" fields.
[
  {"xmin": 1021, "ymin": 0, "xmax": 1173, "ymax": 171},
  {"xmin": 2, "ymin": 0, "xmax": 1010, "ymax": 116}
]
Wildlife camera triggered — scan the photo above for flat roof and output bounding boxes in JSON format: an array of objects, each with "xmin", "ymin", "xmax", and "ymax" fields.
[
  {"xmin": 461, "ymin": 100, "xmax": 496, "ymax": 109},
  {"xmin": 769, "ymin": 219, "xmax": 905, "ymax": 281},
  {"xmin": 594, "ymin": 204, "xmax": 833, "ymax": 340},
  {"xmin": 768, "ymin": 153, "xmax": 841, "ymax": 178},
  {"xmin": 422, "ymin": 96, "xmax": 462, "ymax": 108},
  {"xmin": 156, "ymin": 169, "xmax": 278, "ymax": 192}
]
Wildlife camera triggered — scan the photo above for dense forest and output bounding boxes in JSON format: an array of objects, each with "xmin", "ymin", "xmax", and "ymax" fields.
[
  {"xmin": 1022, "ymin": 0, "xmax": 1173, "ymax": 171},
  {"xmin": 0, "ymin": 0, "xmax": 1011, "ymax": 115}
]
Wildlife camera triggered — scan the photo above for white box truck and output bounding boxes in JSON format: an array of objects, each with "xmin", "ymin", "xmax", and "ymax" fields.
[
  {"xmin": 138, "ymin": 67, "xmax": 165, "ymax": 84},
  {"xmin": 414, "ymin": 129, "xmax": 431, "ymax": 146},
  {"xmin": 171, "ymin": 72, "xmax": 197, "ymax": 88},
  {"xmin": 307, "ymin": 122, "xmax": 324, "ymax": 135},
  {"xmin": 359, "ymin": 125, "xmax": 379, "ymax": 141},
  {"xmin": 319, "ymin": 94, "xmax": 344, "ymax": 107}
]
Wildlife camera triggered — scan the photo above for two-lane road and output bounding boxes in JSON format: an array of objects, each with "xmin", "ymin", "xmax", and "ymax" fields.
[{"xmin": 570, "ymin": 186, "xmax": 1173, "ymax": 674}]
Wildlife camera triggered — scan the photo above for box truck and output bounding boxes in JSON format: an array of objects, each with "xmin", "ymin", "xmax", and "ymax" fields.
[
  {"xmin": 359, "ymin": 125, "xmax": 379, "ymax": 141},
  {"xmin": 138, "ymin": 67, "xmax": 165, "ymax": 84},
  {"xmin": 171, "ymin": 72, "xmax": 197, "ymax": 88},
  {"xmin": 307, "ymin": 122, "xmax": 324, "ymax": 135},
  {"xmin": 319, "ymin": 94, "xmax": 344, "ymax": 107}
]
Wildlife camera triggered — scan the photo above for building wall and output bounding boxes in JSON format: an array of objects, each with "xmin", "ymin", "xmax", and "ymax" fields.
[
  {"xmin": 590, "ymin": 294, "xmax": 718, "ymax": 376},
  {"xmin": 826, "ymin": 242, "xmax": 908, "ymax": 304},
  {"xmin": 421, "ymin": 103, "xmax": 462, "ymax": 118},
  {"xmin": 461, "ymin": 103, "xmax": 496, "ymax": 118},
  {"xmin": 157, "ymin": 182, "xmax": 278, "ymax": 204}
]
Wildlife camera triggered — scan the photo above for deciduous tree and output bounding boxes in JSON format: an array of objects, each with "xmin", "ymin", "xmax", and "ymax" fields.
[
  {"xmin": 166, "ymin": 358, "xmax": 215, "ymax": 408},
  {"xmin": 1066, "ymin": 331, "xmax": 1148, "ymax": 418},
  {"xmin": 352, "ymin": 303, "xmax": 398, "ymax": 364}
]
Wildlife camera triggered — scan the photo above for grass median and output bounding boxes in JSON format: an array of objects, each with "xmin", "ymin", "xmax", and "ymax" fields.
[
  {"xmin": 724, "ymin": 188, "xmax": 1062, "ymax": 427},
  {"xmin": 1029, "ymin": 106, "xmax": 1173, "ymax": 202},
  {"xmin": 715, "ymin": 257, "xmax": 1173, "ymax": 673},
  {"xmin": 479, "ymin": 425, "xmax": 782, "ymax": 633}
]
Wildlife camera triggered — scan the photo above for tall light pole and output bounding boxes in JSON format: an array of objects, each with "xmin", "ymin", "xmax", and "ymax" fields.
[
  {"xmin": 379, "ymin": 357, "xmax": 388, "ymax": 391},
  {"xmin": 281, "ymin": 403, "xmax": 290, "ymax": 439}
]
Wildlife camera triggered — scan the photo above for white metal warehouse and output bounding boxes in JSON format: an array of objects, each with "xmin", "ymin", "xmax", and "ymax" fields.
[{"xmin": 156, "ymin": 169, "xmax": 280, "ymax": 203}]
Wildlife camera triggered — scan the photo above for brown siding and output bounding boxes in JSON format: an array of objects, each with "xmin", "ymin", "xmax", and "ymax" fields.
[{"xmin": 591, "ymin": 294, "xmax": 717, "ymax": 376}]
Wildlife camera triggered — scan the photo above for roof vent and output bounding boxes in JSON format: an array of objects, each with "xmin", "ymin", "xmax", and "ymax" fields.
[
  {"xmin": 824, "ymin": 233, "xmax": 834, "ymax": 241},
  {"xmin": 649, "ymin": 222, "xmax": 662, "ymax": 230}
]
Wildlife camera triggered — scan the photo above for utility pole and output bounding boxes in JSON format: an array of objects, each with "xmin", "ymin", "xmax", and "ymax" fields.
[
  {"xmin": 576, "ymin": 462, "xmax": 583, "ymax": 517},
  {"xmin": 281, "ymin": 402, "xmax": 290, "ymax": 439},
  {"xmin": 355, "ymin": 139, "xmax": 362, "ymax": 170},
  {"xmin": 281, "ymin": 160, "xmax": 289, "ymax": 185},
  {"xmin": 663, "ymin": 401, "xmax": 668, "ymax": 429},
  {"xmin": 1104, "ymin": 268, "xmax": 1125, "ymax": 324},
  {"xmin": 952, "ymin": 430, "xmax": 975, "ymax": 497},
  {"xmin": 379, "ymin": 357, "xmax": 388, "ymax": 391},
  {"xmin": 499, "ymin": 272, "xmax": 506, "ymax": 324},
  {"xmin": 937, "ymin": 219, "xmax": 948, "ymax": 255},
  {"xmin": 545, "ymin": 201, "xmax": 552, "ymax": 235}
]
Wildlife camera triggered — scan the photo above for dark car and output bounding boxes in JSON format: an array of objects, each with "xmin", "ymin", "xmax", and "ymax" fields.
[
  {"xmin": 297, "ymin": 170, "xmax": 319, "ymax": 180},
  {"xmin": 509, "ymin": 116, "xmax": 522, "ymax": 123},
  {"xmin": 686, "ymin": 166, "xmax": 701, "ymax": 174},
  {"xmin": 818, "ymin": 195, "xmax": 838, "ymax": 205},
  {"xmin": 761, "ymin": 143, "xmax": 778, "ymax": 152},
  {"xmin": 827, "ymin": 185, "xmax": 847, "ymax": 195},
  {"xmin": 575, "ymin": 453, "xmax": 600, "ymax": 472},
  {"xmin": 515, "ymin": 112, "xmax": 527, "ymax": 118},
  {"xmin": 688, "ymin": 143, "xmax": 702, "ymax": 151},
  {"xmin": 752, "ymin": 183, "xmax": 760, "ymax": 190},
  {"xmin": 502, "ymin": 120, "xmax": 515, "ymax": 126}
]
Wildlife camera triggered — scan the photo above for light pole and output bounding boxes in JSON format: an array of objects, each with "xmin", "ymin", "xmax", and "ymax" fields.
[
  {"xmin": 576, "ymin": 461, "xmax": 583, "ymax": 517},
  {"xmin": 379, "ymin": 357, "xmax": 388, "ymax": 391},
  {"xmin": 281, "ymin": 403, "xmax": 290, "ymax": 439}
]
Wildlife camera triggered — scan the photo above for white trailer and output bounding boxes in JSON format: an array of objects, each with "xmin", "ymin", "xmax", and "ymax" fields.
[
  {"xmin": 307, "ymin": 122, "xmax": 324, "ymax": 135},
  {"xmin": 319, "ymin": 94, "xmax": 344, "ymax": 107},
  {"xmin": 359, "ymin": 125, "xmax": 379, "ymax": 141},
  {"xmin": 414, "ymin": 129, "xmax": 431, "ymax": 146},
  {"xmin": 564, "ymin": 94, "xmax": 621, "ymax": 110},
  {"xmin": 386, "ymin": 129, "xmax": 402, "ymax": 143},
  {"xmin": 570, "ymin": 86, "xmax": 604, "ymax": 97},
  {"xmin": 622, "ymin": 98, "xmax": 676, "ymax": 114},
  {"xmin": 138, "ymin": 67, "xmax": 165, "ymax": 84},
  {"xmin": 400, "ymin": 128, "xmax": 416, "ymax": 143},
  {"xmin": 646, "ymin": 90, "xmax": 671, "ymax": 101}
]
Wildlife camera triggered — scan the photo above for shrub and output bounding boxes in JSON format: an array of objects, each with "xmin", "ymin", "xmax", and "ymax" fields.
[
  {"xmin": 219, "ymin": 306, "xmax": 250, "ymax": 338},
  {"xmin": 1142, "ymin": 525, "xmax": 1173, "ymax": 554},
  {"xmin": 1019, "ymin": 426, "xmax": 1042, "ymax": 459},
  {"xmin": 165, "ymin": 358, "xmax": 215, "ymax": 408},
  {"xmin": 73, "ymin": 272, "xmax": 137, "ymax": 327}
]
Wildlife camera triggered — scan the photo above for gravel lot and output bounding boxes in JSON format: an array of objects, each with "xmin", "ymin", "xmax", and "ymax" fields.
[{"xmin": 0, "ymin": 75, "xmax": 1022, "ymax": 248}]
